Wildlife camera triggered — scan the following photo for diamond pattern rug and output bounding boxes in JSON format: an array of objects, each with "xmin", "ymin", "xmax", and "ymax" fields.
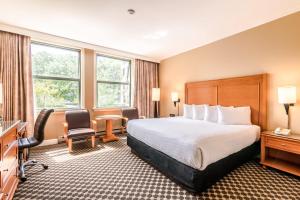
[{"xmin": 14, "ymin": 136, "xmax": 300, "ymax": 200}]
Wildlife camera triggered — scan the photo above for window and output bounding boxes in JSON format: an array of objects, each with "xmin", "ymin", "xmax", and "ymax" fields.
[
  {"xmin": 96, "ymin": 55, "xmax": 131, "ymax": 108},
  {"xmin": 31, "ymin": 43, "xmax": 81, "ymax": 110}
]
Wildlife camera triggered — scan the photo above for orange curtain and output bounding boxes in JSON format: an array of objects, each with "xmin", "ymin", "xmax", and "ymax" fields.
[
  {"xmin": 0, "ymin": 31, "xmax": 34, "ymax": 134},
  {"xmin": 134, "ymin": 59, "xmax": 159, "ymax": 118}
]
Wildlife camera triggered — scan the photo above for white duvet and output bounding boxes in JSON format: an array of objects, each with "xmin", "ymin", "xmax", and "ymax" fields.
[{"xmin": 127, "ymin": 117, "xmax": 260, "ymax": 170}]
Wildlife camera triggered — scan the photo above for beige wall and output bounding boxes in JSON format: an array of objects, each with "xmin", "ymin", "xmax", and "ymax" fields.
[{"xmin": 160, "ymin": 12, "xmax": 300, "ymax": 133}]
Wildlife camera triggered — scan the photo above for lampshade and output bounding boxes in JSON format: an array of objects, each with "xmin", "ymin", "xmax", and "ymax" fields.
[
  {"xmin": 171, "ymin": 92, "xmax": 179, "ymax": 102},
  {"xmin": 152, "ymin": 88, "xmax": 160, "ymax": 101},
  {"xmin": 0, "ymin": 83, "xmax": 2, "ymax": 104},
  {"xmin": 278, "ymin": 86, "xmax": 297, "ymax": 104}
]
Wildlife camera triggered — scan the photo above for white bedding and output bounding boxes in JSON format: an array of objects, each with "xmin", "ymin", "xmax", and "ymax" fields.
[{"xmin": 127, "ymin": 117, "xmax": 260, "ymax": 170}]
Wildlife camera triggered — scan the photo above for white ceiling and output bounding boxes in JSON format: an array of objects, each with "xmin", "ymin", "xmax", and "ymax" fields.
[{"xmin": 0, "ymin": 0, "xmax": 300, "ymax": 61}]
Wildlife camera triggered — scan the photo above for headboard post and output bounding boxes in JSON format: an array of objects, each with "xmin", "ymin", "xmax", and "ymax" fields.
[{"xmin": 185, "ymin": 74, "xmax": 268, "ymax": 130}]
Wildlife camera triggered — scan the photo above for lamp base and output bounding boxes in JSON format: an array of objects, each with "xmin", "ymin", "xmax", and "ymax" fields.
[
  {"xmin": 154, "ymin": 101, "xmax": 159, "ymax": 118},
  {"xmin": 284, "ymin": 103, "xmax": 294, "ymax": 129}
]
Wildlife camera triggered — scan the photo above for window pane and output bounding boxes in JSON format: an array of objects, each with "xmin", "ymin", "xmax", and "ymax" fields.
[
  {"xmin": 33, "ymin": 79, "xmax": 80, "ymax": 109},
  {"xmin": 32, "ymin": 43, "xmax": 80, "ymax": 79},
  {"xmin": 96, "ymin": 55, "xmax": 130, "ymax": 82},
  {"xmin": 97, "ymin": 83, "xmax": 130, "ymax": 107}
]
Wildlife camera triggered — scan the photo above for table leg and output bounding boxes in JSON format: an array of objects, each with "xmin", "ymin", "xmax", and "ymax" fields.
[{"xmin": 102, "ymin": 119, "xmax": 119, "ymax": 143}]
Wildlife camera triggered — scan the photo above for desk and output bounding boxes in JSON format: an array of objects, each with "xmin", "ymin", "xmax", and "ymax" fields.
[
  {"xmin": 17, "ymin": 122, "xmax": 28, "ymax": 138},
  {"xmin": 96, "ymin": 115, "xmax": 121, "ymax": 143},
  {"xmin": 0, "ymin": 120, "xmax": 20, "ymax": 200}
]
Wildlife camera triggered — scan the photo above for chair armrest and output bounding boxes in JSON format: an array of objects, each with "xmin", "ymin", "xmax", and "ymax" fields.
[
  {"xmin": 63, "ymin": 122, "xmax": 68, "ymax": 137},
  {"xmin": 91, "ymin": 120, "xmax": 97, "ymax": 132},
  {"xmin": 122, "ymin": 117, "xmax": 129, "ymax": 122},
  {"xmin": 121, "ymin": 117, "xmax": 128, "ymax": 127},
  {"xmin": 140, "ymin": 116, "xmax": 146, "ymax": 119}
]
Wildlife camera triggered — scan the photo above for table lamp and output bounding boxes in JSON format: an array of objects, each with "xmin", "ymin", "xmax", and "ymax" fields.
[
  {"xmin": 152, "ymin": 88, "xmax": 160, "ymax": 118},
  {"xmin": 171, "ymin": 92, "xmax": 180, "ymax": 116},
  {"xmin": 278, "ymin": 86, "xmax": 297, "ymax": 129}
]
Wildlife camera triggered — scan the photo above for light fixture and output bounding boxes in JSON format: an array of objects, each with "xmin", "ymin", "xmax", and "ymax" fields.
[
  {"xmin": 171, "ymin": 92, "xmax": 180, "ymax": 116},
  {"xmin": 152, "ymin": 88, "xmax": 160, "ymax": 102},
  {"xmin": 128, "ymin": 9, "xmax": 135, "ymax": 15},
  {"xmin": 143, "ymin": 31, "xmax": 168, "ymax": 40},
  {"xmin": 152, "ymin": 88, "xmax": 160, "ymax": 118},
  {"xmin": 278, "ymin": 86, "xmax": 297, "ymax": 129}
]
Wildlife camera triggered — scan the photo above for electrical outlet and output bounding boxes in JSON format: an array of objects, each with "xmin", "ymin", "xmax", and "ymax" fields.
[{"xmin": 58, "ymin": 135, "xmax": 65, "ymax": 143}]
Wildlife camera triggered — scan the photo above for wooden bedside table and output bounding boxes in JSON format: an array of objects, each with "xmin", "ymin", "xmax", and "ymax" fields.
[{"xmin": 261, "ymin": 131, "xmax": 300, "ymax": 176}]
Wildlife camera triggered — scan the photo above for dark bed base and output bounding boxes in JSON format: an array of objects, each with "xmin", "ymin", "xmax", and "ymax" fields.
[{"xmin": 127, "ymin": 134, "xmax": 260, "ymax": 193}]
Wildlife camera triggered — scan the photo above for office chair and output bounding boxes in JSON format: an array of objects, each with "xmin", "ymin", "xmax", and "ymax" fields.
[{"xmin": 18, "ymin": 109, "xmax": 54, "ymax": 182}]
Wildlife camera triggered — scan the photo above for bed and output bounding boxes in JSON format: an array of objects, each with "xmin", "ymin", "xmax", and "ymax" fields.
[{"xmin": 127, "ymin": 74, "xmax": 268, "ymax": 193}]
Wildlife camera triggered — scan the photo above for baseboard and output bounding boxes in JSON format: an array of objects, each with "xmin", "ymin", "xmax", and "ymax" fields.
[{"xmin": 39, "ymin": 139, "xmax": 58, "ymax": 146}]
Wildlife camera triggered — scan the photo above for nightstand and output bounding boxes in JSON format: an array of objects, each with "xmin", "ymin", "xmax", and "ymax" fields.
[{"xmin": 261, "ymin": 131, "xmax": 300, "ymax": 176}]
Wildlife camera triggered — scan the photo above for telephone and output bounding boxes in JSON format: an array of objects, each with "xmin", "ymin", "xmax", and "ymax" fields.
[{"xmin": 274, "ymin": 128, "xmax": 291, "ymax": 135}]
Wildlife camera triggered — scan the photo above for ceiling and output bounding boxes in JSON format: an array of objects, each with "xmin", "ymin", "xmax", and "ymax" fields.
[{"xmin": 0, "ymin": 0, "xmax": 300, "ymax": 61}]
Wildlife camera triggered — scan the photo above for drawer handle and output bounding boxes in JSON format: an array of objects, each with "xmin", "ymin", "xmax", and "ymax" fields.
[
  {"xmin": 3, "ymin": 169, "xmax": 8, "ymax": 172},
  {"xmin": 281, "ymin": 143, "xmax": 286, "ymax": 146},
  {"xmin": 5, "ymin": 144, "xmax": 9, "ymax": 148}
]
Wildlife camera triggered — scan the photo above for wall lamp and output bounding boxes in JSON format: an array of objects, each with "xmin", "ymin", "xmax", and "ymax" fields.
[{"xmin": 171, "ymin": 92, "xmax": 180, "ymax": 116}]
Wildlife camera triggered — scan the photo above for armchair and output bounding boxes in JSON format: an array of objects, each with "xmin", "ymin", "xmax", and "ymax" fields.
[
  {"xmin": 64, "ymin": 109, "xmax": 96, "ymax": 152},
  {"xmin": 121, "ymin": 107, "xmax": 145, "ymax": 134}
]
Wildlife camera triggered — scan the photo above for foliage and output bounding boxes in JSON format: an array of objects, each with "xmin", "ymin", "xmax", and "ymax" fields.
[
  {"xmin": 96, "ymin": 55, "xmax": 131, "ymax": 108},
  {"xmin": 31, "ymin": 44, "xmax": 131, "ymax": 109},
  {"xmin": 32, "ymin": 44, "xmax": 80, "ymax": 109}
]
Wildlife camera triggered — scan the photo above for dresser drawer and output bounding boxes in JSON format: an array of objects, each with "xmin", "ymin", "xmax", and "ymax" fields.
[
  {"xmin": 2, "ymin": 129, "xmax": 17, "ymax": 154},
  {"xmin": 1, "ymin": 167, "xmax": 18, "ymax": 200},
  {"xmin": 2, "ymin": 143, "xmax": 18, "ymax": 185},
  {"xmin": 265, "ymin": 137, "xmax": 300, "ymax": 154}
]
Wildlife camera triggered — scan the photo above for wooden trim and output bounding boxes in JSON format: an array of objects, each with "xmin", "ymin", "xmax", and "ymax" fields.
[
  {"xmin": 68, "ymin": 139, "xmax": 73, "ymax": 152},
  {"xmin": 0, "ymin": 122, "xmax": 19, "ymax": 199},
  {"xmin": 261, "ymin": 135, "xmax": 266, "ymax": 163},
  {"xmin": 91, "ymin": 136, "xmax": 95, "ymax": 148},
  {"xmin": 185, "ymin": 74, "xmax": 268, "ymax": 130},
  {"xmin": 261, "ymin": 131, "xmax": 300, "ymax": 176},
  {"xmin": 91, "ymin": 120, "xmax": 97, "ymax": 132},
  {"xmin": 63, "ymin": 122, "xmax": 68, "ymax": 145}
]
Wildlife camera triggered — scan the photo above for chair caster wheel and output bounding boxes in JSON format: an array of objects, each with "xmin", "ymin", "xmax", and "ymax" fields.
[
  {"xmin": 43, "ymin": 165, "xmax": 48, "ymax": 170},
  {"xmin": 20, "ymin": 177, "xmax": 27, "ymax": 182}
]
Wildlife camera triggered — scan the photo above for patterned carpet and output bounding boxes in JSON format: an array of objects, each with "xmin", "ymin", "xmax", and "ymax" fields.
[{"xmin": 14, "ymin": 136, "xmax": 300, "ymax": 200}]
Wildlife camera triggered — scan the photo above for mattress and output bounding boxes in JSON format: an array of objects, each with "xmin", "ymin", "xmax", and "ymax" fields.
[{"xmin": 127, "ymin": 117, "xmax": 260, "ymax": 170}]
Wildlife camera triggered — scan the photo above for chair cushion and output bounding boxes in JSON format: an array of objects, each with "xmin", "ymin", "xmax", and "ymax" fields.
[
  {"xmin": 65, "ymin": 110, "xmax": 91, "ymax": 130},
  {"xmin": 121, "ymin": 108, "xmax": 139, "ymax": 121},
  {"xmin": 67, "ymin": 128, "xmax": 95, "ymax": 138},
  {"xmin": 18, "ymin": 137, "xmax": 39, "ymax": 150}
]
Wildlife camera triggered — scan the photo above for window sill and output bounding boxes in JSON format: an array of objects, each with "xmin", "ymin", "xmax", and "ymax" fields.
[
  {"xmin": 92, "ymin": 107, "xmax": 124, "ymax": 112},
  {"xmin": 34, "ymin": 107, "xmax": 83, "ymax": 114}
]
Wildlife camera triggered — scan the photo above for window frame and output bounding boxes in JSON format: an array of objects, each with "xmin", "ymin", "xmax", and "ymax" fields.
[
  {"xmin": 31, "ymin": 41, "xmax": 82, "ymax": 110},
  {"xmin": 95, "ymin": 54, "xmax": 132, "ymax": 109}
]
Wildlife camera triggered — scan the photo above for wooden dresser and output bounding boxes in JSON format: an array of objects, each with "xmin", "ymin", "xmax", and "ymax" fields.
[
  {"xmin": 0, "ymin": 121, "xmax": 19, "ymax": 200},
  {"xmin": 261, "ymin": 131, "xmax": 300, "ymax": 176}
]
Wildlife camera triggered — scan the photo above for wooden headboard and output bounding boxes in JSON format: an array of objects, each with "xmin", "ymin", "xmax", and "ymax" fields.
[{"xmin": 185, "ymin": 74, "xmax": 268, "ymax": 130}]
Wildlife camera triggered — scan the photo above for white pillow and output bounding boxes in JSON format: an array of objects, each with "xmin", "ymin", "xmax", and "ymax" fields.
[
  {"xmin": 183, "ymin": 104, "xmax": 194, "ymax": 119},
  {"xmin": 218, "ymin": 106, "xmax": 252, "ymax": 125},
  {"xmin": 193, "ymin": 104, "xmax": 207, "ymax": 120},
  {"xmin": 204, "ymin": 105, "xmax": 219, "ymax": 122}
]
